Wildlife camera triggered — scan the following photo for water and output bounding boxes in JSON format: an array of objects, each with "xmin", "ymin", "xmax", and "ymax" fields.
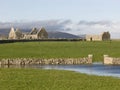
[
  {"xmin": 1, "ymin": 62, "xmax": 120, "ymax": 78},
  {"xmin": 30, "ymin": 62, "xmax": 120, "ymax": 78}
]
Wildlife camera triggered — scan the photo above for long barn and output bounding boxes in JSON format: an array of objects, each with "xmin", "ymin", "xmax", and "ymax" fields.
[{"xmin": 86, "ymin": 32, "xmax": 111, "ymax": 41}]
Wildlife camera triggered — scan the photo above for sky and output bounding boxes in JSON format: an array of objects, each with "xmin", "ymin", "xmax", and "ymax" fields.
[
  {"xmin": 0, "ymin": 0, "xmax": 120, "ymax": 38},
  {"xmin": 0, "ymin": 0, "xmax": 120, "ymax": 22}
]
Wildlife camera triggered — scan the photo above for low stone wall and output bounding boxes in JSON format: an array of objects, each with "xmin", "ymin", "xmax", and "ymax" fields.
[
  {"xmin": 0, "ymin": 55, "xmax": 92, "ymax": 65},
  {"xmin": 104, "ymin": 55, "xmax": 120, "ymax": 64}
]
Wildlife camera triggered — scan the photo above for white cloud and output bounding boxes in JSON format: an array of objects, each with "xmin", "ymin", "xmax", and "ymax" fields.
[{"xmin": 63, "ymin": 21, "xmax": 120, "ymax": 38}]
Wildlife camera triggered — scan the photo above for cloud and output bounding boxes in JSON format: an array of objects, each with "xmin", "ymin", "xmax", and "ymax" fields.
[
  {"xmin": 64, "ymin": 21, "xmax": 120, "ymax": 38},
  {"xmin": 0, "ymin": 20, "xmax": 120, "ymax": 38},
  {"xmin": 78, "ymin": 21, "xmax": 112, "ymax": 26},
  {"xmin": 0, "ymin": 20, "xmax": 69, "ymax": 32}
]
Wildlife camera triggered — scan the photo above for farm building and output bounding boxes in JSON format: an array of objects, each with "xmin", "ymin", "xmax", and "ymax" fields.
[{"xmin": 86, "ymin": 32, "xmax": 110, "ymax": 41}]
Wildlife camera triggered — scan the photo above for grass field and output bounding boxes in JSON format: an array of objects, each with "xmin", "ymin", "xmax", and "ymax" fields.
[
  {"xmin": 0, "ymin": 68, "xmax": 120, "ymax": 90},
  {"xmin": 0, "ymin": 41, "xmax": 120, "ymax": 90},
  {"xmin": 0, "ymin": 41, "xmax": 120, "ymax": 62}
]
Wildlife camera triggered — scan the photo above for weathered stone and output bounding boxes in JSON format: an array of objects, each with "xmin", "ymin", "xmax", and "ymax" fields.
[
  {"xmin": 104, "ymin": 55, "xmax": 120, "ymax": 65},
  {"xmin": 8, "ymin": 27, "xmax": 48, "ymax": 40},
  {"xmin": 0, "ymin": 55, "xmax": 92, "ymax": 66},
  {"xmin": 86, "ymin": 32, "xmax": 110, "ymax": 41}
]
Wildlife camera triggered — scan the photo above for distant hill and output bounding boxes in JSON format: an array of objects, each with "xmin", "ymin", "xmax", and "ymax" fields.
[
  {"xmin": 0, "ymin": 28, "xmax": 31, "ymax": 36},
  {"xmin": 0, "ymin": 28, "xmax": 10, "ymax": 35},
  {"xmin": 48, "ymin": 31, "xmax": 81, "ymax": 39},
  {"xmin": 0, "ymin": 28, "xmax": 84, "ymax": 39}
]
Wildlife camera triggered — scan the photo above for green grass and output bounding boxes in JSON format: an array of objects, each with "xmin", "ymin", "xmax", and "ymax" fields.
[
  {"xmin": 0, "ymin": 41, "xmax": 120, "ymax": 62},
  {"xmin": 0, "ymin": 68, "xmax": 120, "ymax": 90},
  {"xmin": 0, "ymin": 41, "xmax": 119, "ymax": 90}
]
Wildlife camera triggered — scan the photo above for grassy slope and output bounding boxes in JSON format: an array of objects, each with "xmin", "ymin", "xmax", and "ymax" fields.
[
  {"xmin": 0, "ymin": 68, "xmax": 120, "ymax": 90},
  {"xmin": 0, "ymin": 41, "xmax": 120, "ymax": 62}
]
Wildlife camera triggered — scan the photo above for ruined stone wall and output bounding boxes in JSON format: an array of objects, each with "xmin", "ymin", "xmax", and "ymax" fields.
[
  {"xmin": 24, "ymin": 35, "xmax": 38, "ymax": 39},
  {"xmin": 104, "ymin": 55, "xmax": 120, "ymax": 64},
  {"xmin": 86, "ymin": 32, "xmax": 111, "ymax": 41},
  {"xmin": 0, "ymin": 55, "xmax": 92, "ymax": 65},
  {"xmin": 8, "ymin": 27, "xmax": 16, "ymax": 39},
  {"xmin": 86, "ymin": 35, "xmax": 102, "ymax": 41}
]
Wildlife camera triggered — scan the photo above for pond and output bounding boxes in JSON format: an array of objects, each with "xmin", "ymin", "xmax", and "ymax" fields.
[{"xmin": 1, "ymin": 62, "xmax": 120, "ymax": 78}]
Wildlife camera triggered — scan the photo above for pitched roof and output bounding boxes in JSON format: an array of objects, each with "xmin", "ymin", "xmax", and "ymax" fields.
[{"xmin": 29, "ymin": 28, "xmax": 38, "ymax": 35}]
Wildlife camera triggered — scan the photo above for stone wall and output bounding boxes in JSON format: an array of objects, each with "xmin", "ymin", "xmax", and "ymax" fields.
[
  {"xmin": 0, "ymin": 55, "xmax": 92, "ymax": 65},
  {"xmin": 86, "ymin": 35, "xmax": 102, "ymax": 41},
  {"xmin": 24, "ymin": 34, "xmax": 38, "ymax": 39},
  {"xmin": 86, "ymin": 32, "xmax": 110, "ymax": 41},
  {"xmin": 104, "ymin": 55, "xmax": 120, "ymax": 64}
]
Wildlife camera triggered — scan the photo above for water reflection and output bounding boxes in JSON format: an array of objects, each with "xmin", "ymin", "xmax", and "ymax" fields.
[{"xmin": 1, "ymin": 62, "xmax": 120, "ymax": 78}]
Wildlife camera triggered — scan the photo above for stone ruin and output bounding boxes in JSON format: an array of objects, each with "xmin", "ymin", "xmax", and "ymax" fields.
[
  {"xmin": 86, "ymin": 32, "xmax": 111, "ymax": 41},
  {"xmin": 8, "ymin": 27, "xmax": 48, "ymax": 40}
]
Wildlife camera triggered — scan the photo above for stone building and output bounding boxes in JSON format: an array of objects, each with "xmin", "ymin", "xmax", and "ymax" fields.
[
  {"xmin": 86, "ymin": 32, "xmax": 110, "ymax": 41},
  {"xmin": 8, "ymin": 27, "xmax": 23, "ymax": 39},
  {"xmin": 24, "ymin": 27, "xmax": 48, "ymax": 39},
  {"xmin": 8, "ymin": 27, "xmax": 48, "ymax": 40}
]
